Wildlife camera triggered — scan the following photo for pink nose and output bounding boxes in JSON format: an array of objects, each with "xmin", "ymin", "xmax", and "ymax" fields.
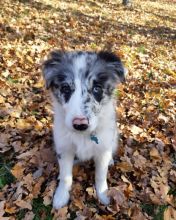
[
  {"xmin": 73, "ymin": 117, "xmax": 88, "ymax": 125},
  {"xmin": 72, "ymin": 116, "xmax": 89, "ymax": 131}
]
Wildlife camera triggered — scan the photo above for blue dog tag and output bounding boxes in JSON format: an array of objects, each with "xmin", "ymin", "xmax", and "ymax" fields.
[{"xmin": 90, "ymin": 134, "xmax": 99, "ymax": 144}]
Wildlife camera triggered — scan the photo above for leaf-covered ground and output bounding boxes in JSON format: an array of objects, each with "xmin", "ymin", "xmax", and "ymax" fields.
[{"xmin": 0, "ymin": 0, "xmax": 176, "ymax": 219}]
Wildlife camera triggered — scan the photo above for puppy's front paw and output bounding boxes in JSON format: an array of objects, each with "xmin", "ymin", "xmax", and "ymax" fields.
[
  {"xmin": 97, "ymin": 191, "xmax": 110, "ymax": 205},
  {"xmin": 53, "ymin": 187, "xmax": 70, "ymax": 209}
]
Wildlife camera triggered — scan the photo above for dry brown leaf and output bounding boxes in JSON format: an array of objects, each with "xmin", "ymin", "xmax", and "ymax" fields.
[
  {"xmin": 130, "ymin": 206, "xmax": 147, "ymax": 220},
  {"xmin": 150, "ymin": 147, "xmax": 161, "ymax": 159},
  {"xmin": 11, "ymin": 163, "xmax": 25, "ymax": 180},
  {"xmin": 15, "ymin": 200, "xmax": 32, "ymax": 210},
  {"xmin": 81, "ymin": 207, "xmax": 95, "ymax": 219},
  {"xmin": 43, "ymin": 180, "xmax": 57, "ymax": 206},
  {"xmin": 130, "ymin": 125, "xmax": 143, "ymax": 135},
  {"xmin": 33, "ymin": 167, "xmax": 43, "ymax": 179},
  {"xmin": 0, "ymin": 201, "xmax": 6, "ymax": 217},
  {"xmin": 17, "ymin": 147, "xmax": 38, "ymax": 159},
  {"xmin": 33, "ymin": 80, "xmax": 44, "ymax": 88},
  {"xmin": 99, "ymin": 215, "xmax": 115, "ymax": 220},
  {"xmin": 133, "ymin": 153, "xmax": 147, "ymax": 169},
  {"xmin": 149, "ymin": 193, "xmax": 162, "ymax": 205},
  {"xmin": 116, "ymin": 161, "xmax": 133, "ymax": 172},
  {"xmin": 34, "ymin": 120, "xmax": 43, "ymax": 131},
  {"xmin": 166, "ymin": 194, "xmax": 176, "ymax": 207},
  {"xmin": 108, "ymin": 187, "xmax": 126, "ymax": 212},
  {"xmin": 121, "ymin": 175, "xmax": 133, "ymax": 196},
  {"xmin": 16, "ymin": 119, "xmax": 32, "ymax": 130},
  {"xmin": 73, "ymin": 198, "xmax": 84, "ymax": 210},
  {"xmin": 170, "ymin": 170, "xmax": 176, "ymax": 182},
  {"xmin": 23, "ymin": 211, "xmax": 35, "ymax": 220},
  {"xmin": 32, "ymin": 177, "xmax": 45, "ymax": 198},
  {"xmin": 53, "ymin": 206, "xmax": 68, "ymax": 220},
  {"xmin": 0, "ymin": 133, "xmax": 11, "ymax": 153},
  {"xmin": 86, "ymin": 187, "xmax": 95, "ymax": 197},
  {"xmin": 39, "ymin": 148, "xmax": 57, "ymax": 163},
  {"xmin": 4, "ymin": 206, "xmax": 16, "ymax": 214},
  {"xmin": 164, "ymin": 206, "xmax": 176, "ymax": 220},
  {"xmin": 22, "ymin": 174, "xmax": 34, "ymax": 192},
  {"xmin": 74, "ymin": 215, "xmax": 87, "ymax": 220},
  {"xmin": 0, "ymin": 95, "xmax": 4, "ymax": 104}
]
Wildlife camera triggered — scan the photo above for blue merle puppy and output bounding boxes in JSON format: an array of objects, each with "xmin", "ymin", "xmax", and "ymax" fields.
[{"xmin": 42, "ymin": 50, "xmax": 125, "ymax": 209}]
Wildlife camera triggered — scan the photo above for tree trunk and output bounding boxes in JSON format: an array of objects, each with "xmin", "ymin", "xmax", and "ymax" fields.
[{"xmin": 123, "ymin": 0, "xmax": 130, "ymax": 6}]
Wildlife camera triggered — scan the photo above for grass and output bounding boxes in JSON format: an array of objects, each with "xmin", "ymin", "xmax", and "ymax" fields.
[
  {"xmin": 141, "ymin": 203, "xmax": 168, "ymax": 220},
  {"xmin": 32, "ymin": 198, "xmax": 53, "ymax": 220},
  {"xmin": 7, "ymin": 76, "xmax": 19, "ymax": 84},
  {"xmin": 17, "ymin": 198, "xmax": 53, "ymax": 220},
  {"xmin": 0, "ymin": 156, "xmax": 52, "ymax": 220},
  {"xmin": 137, "ymin": 45, "xmax": 147, "ymax": 54},
  {"xmin": 17, "ymin": 209, "xmax": 28, "ymax": 220},
  {"xmin": 113, "ymin": 89, "xmax": 121, "ymax": 98},
  {"xmin": 168, "ymin": 188, "xmax": 176, "ymax": 197},
  {"xmin": 0, "ymin": 154, "xmax": 15, "ymax": 189}
]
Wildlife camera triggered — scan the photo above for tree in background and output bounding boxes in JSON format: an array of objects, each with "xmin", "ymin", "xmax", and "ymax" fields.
[{"xmin": 123, "ymin": 0, "xmax": 131, "ymax": 5}]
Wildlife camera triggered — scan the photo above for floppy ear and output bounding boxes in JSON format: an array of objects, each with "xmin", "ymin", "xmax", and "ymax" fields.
[
  {"xmin": 98, "ymin": 51, "xmax": 125, "ymax": 83},
  {"xmin": 42, "ymin": 50, "xmax": 64, "ymax": 89}
]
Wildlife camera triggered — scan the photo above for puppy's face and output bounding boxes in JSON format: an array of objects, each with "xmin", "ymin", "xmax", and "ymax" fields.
[{"xmin": 43, "ymin": 51, "xmax": 125, "ymax": 133}]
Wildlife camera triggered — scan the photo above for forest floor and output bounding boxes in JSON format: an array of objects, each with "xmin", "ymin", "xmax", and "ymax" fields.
[{"xmin": 0, "ymin": 0, "xmax": 176, "ymax": 219}]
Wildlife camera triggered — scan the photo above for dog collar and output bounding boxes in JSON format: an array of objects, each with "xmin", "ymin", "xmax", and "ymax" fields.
[{"xmin": 90, "ymin": 133, "xmax": 99, "ymax": 144}]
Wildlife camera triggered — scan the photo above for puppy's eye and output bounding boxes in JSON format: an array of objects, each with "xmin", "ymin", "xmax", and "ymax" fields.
[
  {"xmin": 60, "ymin": 83, "xmax": 71, "ymax": 94},
  {"xmin": 93, "ymin": 85, "xmax": 102, "ymax": 95},
  {"xmin": 51, "ymin": 82, "xmax": 59, "ymax": 89},
  {"xmin": 92, "ymin": 85, "xmax": 103, "ymax": 102}
]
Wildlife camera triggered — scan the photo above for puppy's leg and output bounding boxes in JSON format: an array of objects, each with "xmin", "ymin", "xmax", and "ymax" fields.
[
  {"xmin": 94, "ymin": 151, "xmax": 112, "ymax": 205},
  {"xmin": 53, "ymin": 152, "xmax": 74, "ymax": 209}
]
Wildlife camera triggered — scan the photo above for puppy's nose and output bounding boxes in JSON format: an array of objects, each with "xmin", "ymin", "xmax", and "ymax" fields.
[{"xmin": 72, "ymin": 117, "xmax": 89, "ymax": 131}]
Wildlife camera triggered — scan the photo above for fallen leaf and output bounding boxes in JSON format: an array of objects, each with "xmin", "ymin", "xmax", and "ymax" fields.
[
  {"xmin": 0, "ymin": 201, "xmax": 6, "ymax": 217},
  {"xmin": 43, "ymin": 180, "xmax": 57, "ymax": 206},
  {"xmin": 73, "ymin": 198, "xmax": 84, "ymax": 210},
  {"xmin": 108, "ymin": 187, "xmax": 126, "ymax": 212},
  {"xmin": 32, "ymin": 177, "xmax": 45, "ymax": 198},
  {"xmin": 116, "ymin": 161, "xmax": 133, "ymax": 172},
  {"xmin": 150, "ymin": 147, "xmax": 161, "ymax": 159},
  {"xmin": 15, "ymin": 200, "xmax": 32, "ymax": 210},
  {"xmin": 164, "ymin": 206, "xmax": 176, "ymax": 220},
  {"xmin": 53, "ymin": 206, "xmax": 68, "ymax": 220},
  {"xmin": 130, "ymin": 125, "xmax": 143, "ymax": 135},
  {"xmin": 133, "ymin": 153, "xmax": 147, "ymax": 169},
  {"xmin": 130, "ymin": 206, "xmax": 147, "ymax": 220},
  {"xmin": 4, "ymin": 206, "xmax": 16, "ymax": 214},
  {"xmin": 86, "ymin": 187, "xmax": 95, "ymax": 197},
  {"xmin": 23, "ymin": 211, "xmax": 35, "ymax": 220},
  {"xmin": 11, "ymin": 163, "xmax": 25, "ymax": 180}
]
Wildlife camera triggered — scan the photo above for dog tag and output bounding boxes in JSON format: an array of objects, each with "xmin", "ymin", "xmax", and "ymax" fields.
[{"xmin": 90, "ymin": 134, "xmax": 99, "ymax": 144}]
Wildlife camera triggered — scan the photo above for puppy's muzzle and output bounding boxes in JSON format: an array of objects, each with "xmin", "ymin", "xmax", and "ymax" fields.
[{"xmin": 72, "ymin": 116, "xmax": 89, "ymax": 131}]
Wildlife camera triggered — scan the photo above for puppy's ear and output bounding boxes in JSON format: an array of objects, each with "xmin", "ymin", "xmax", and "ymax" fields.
[
  {"xmin": 42, "ymin": 50, "xmax": 64, "ymax": 89},
  {"xmin": 98, "ymin": 51, "xmax": 125, "ymax": 83}
]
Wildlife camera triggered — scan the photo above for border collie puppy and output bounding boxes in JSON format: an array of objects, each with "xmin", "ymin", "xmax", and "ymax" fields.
[{"xmin": 42, "ymin": 51, "xmax": 125, "ymax": 209}]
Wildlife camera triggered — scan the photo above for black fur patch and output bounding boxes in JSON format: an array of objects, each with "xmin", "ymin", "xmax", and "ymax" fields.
[
  {"xmin": 57, "ymin": 153, "xmax": 62, "ymax": 159},
  {"xmin": 98, "ymin": 51, "xmax": 121, "ymax": 63},
  {"xmin": 85, "ymin": 70, "xmax": 90, "ymax": 78},
  {"xmin": 60, "ymin": 83, "xmax": 73, "ymax": 103},
  {"xmin": 92, "ymin": 82, "xmax": 103, "ymax": 102},
  {"xmin": 98, "ymin": 51, "xmax": 125, "ymax": 82}
]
